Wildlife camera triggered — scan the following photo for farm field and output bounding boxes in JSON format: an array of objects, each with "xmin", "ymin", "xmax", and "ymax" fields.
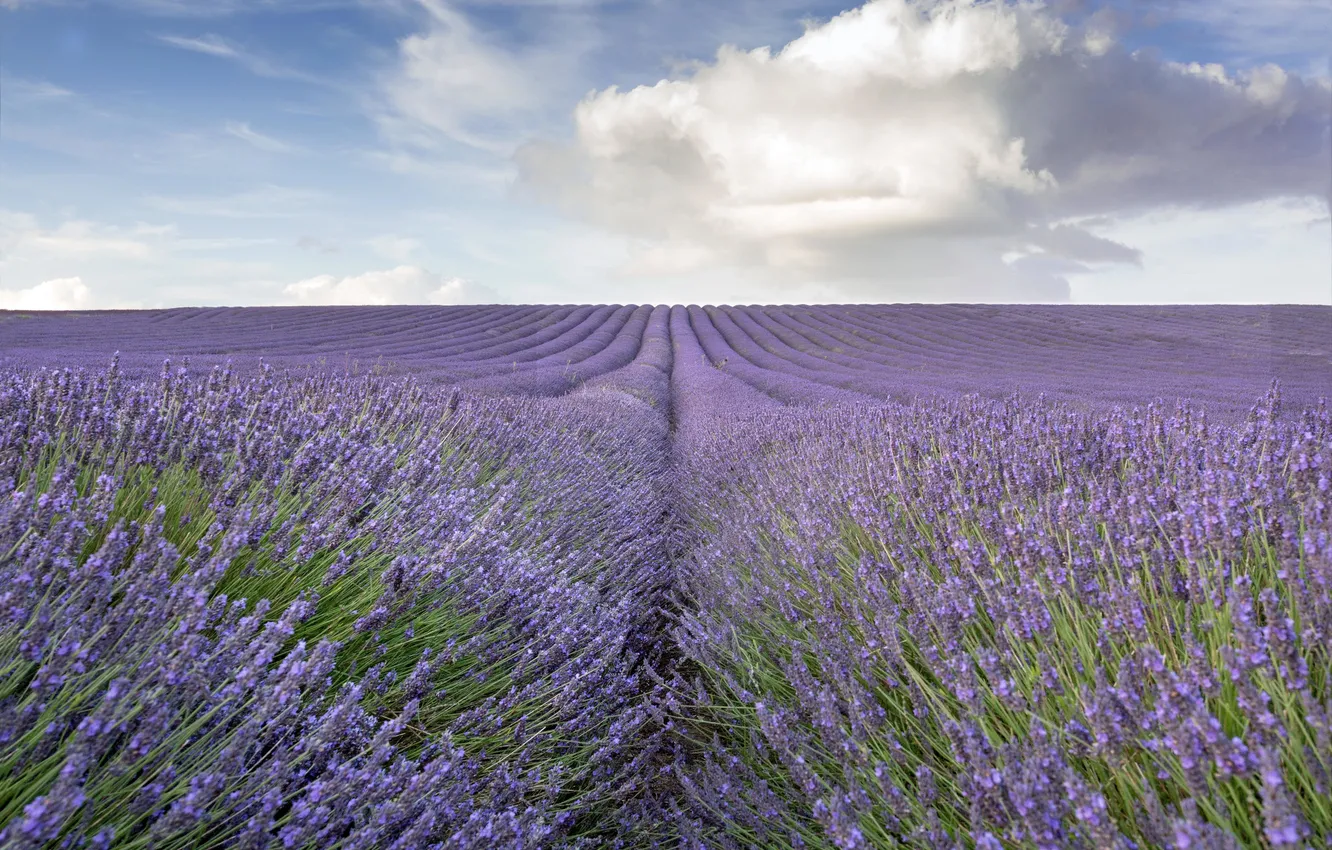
[
  {"xmin": 1, "ymin": 304, "xmax": 1330, "ymax": 849},
  {"xmin": 3, "ymin": 305, "xmax": 1331, "ymax": 421}
]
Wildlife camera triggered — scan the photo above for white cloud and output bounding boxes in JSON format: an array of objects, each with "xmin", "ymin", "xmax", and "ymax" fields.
[
  {"xmin": 0, "ymin": 211, "xmax": 172, "ymax": 260},
  {"xmin": 0, "ymin": 209, "xmax": 292, "ymax": 308},
  {"xmin": 369, "ymin": 0, "xmax": 600, "ymax": 155},
  {"xmin": 0, "ymin": 277, "xmax": 91, "ymax": 310},
  {"xmin": 778, "ymin": 0, "xmax": 1068, "ymax": 82},
  {"xmin": 282, "ymin": 264, "xmax": 499, "ymax": 305},
  {"xmin": 156, "ymin": 33, "xmax": 238, "ymax": 58},
  {"xmin": 394, "ymin": 2, "xmax": 539, "ymax": 118},
  {"xmin": 514, "ymin": 0, "xmax": 1331, "ymax": 302},
  {"xmin": 1079, "ymin": 6, "xmax": 1123, "ymax": 57},
  {"xmin": 224, "ymin": 120, "xmax": 300, "ymax": 153}
]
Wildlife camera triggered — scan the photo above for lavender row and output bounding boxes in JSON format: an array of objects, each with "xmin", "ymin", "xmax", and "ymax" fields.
[
  {"xmin": 682, "ymin": 307, "xmax": 870, "ymax": 407},
  {"xmin": 572, "ymin": 306, "xmax": 674, "ymax": 413},
  {"xmin": 670, "ymin": 305, "xmax": 1332, "ymax": 423},
  {"xmin": 804, "ymin": 305, "xmax": 1332, "ymax": 420},
  {"xmin": 3, "ymin": 306, "xmax": 1328, "ymax": 420},
  {"xmin": 445, "ymin": 306, "xmax": 613, "ymax": 368},
  {"xmin": 460, "ymin": 306, "xmax": 654, "ymax": 397},
  {"xmin": 0, "ymin": 359, "xmax": 678, "ymax": 849},
  {"xmin": 668, "ymin": 385, "xmax": 1332, "ymax": 849},
  {"xmin": 666, "ymin": 306, "xmax": 782, "ymax": 432}
]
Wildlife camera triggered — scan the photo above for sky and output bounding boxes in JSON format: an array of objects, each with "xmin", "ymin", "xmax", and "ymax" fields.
[{"xmin": 0, "ymin": 0, "xmax": 1328, "ymax": 308}]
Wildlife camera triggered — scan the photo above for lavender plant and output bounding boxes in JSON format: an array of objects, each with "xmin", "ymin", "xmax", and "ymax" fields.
[
  {"xmin": 671, "ymin": 384, "xmax": 1331, "ymax": 849},
  {"xmin": 0, "ymin": 358, "xmax": 675, "ymax": 849},
  {"xmin": 3, "ymin": 303, "xmax": 1330, "ymax": 849}
]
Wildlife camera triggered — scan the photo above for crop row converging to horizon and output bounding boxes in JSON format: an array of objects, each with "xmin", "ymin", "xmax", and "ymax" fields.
[{"xmin": 1, "ymin": 304, "xmax": 1330, "ymax": 850}]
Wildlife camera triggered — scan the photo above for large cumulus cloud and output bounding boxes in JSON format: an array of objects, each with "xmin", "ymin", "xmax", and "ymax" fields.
[{"xmin": 513, "ymin": 0, "xmax": 1330, "ymax": 302}]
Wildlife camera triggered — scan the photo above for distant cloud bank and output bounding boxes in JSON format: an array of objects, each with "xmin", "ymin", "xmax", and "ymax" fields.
[
  {"xmin": 0, "ymin": 276, "xmax": 91, "ymax": 310},
  {"xmin": 282, "ymin": 264, "xmax": 499, "ymax": 305}
]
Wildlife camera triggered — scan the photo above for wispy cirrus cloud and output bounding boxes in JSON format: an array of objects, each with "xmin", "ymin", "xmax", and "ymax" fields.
[
  {"xmin": 155, "ymin": 33, "xmax": 237, "ymax": 58},
  {"xmin": 1, "ymin": 76, "xmax": 76, "ymax": 101},
  {"xmin": 224, "ymin": 120, "xmax": 302, "ymax": 153},
  {"xmin": 0, "ymin": 211, "xmax": 174, "ymax": 260},
  {"xmin": 154, "ymin": 32, "xmax": 335, "ymax": 85},
  {"xmin": 1140, "ymin": 0, "xmax": 1332, "ymax": 74},
  {"xmin": 367, "ymin": 0, "xmax": 603, "ymax": 156},
  {"xmin": 2, "ymin": 0, "xmax": 383, "ymax": 15}
]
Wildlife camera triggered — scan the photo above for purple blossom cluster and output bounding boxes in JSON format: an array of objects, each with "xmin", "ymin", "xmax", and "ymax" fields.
[
  {"xmin": 0, "ymin": 358, "xmax": 678, "ymax": 848},
  {"xmin": 670, "ymin": 384, "xmax": 1332, "ymax": 849}
]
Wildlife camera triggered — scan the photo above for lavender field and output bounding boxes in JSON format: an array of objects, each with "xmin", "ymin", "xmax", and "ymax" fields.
[{"xmin": 1, "ymin": 304, "xmax": 1330, "ymax": 849}]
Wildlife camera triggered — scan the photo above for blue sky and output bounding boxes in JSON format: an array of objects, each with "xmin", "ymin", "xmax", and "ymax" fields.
[{"xmin": 0, "ymin": 0, "xmax": 1328, "ymax": 308}]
